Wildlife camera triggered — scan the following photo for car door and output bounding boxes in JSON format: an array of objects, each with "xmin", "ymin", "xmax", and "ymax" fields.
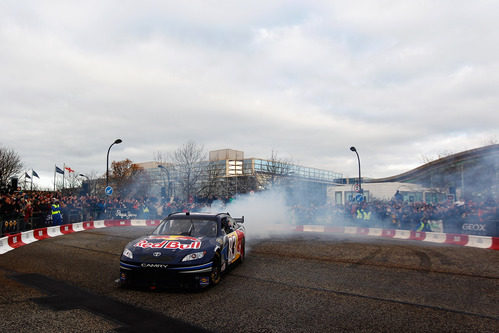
[{"xmin": 222, "ymin": 217, "xmax": 239, "ymax": 265}]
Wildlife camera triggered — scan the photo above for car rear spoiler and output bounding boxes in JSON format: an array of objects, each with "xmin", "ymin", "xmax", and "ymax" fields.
[{"xmin": 234, "ymin": 216, "xmax": 244, "ymax": 224}]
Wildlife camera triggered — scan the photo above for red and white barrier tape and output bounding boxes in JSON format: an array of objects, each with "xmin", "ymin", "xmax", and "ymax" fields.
[
  {"xmin": 294, "ymin": 225, "xmax": 499, "ymax": 250},
  {"xmin": 0, "ymin": 220, "xmax": 497, "ymax": 254},
  {"xmin": 0, "ymin": 219, "xmax": 161, "ymax": 254}
]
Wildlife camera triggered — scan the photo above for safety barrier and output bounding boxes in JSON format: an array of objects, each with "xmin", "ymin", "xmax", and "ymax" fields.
[
  {"xmin": 295, "ymin": 225, "xmax": 499, "ymax": 250},
  {"xmin": 0, "ymin": 219, "xmax": 161, "ymax": 255},
  {"xmin": 1, "ymin": 220, "xmax": 497, "ymax": 255}
]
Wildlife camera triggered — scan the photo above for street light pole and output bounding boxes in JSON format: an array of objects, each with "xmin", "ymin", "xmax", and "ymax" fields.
[
  {"xmin": 106, "ymin": 139, "xmax": 122, "ymax": 187},
  {"xmin": 350, "ymin": 146, "xmax": 362, "ymax": 193},
  {"xmin": 158, "ymin": 164, "xmax": 171, "ymax": 199}
]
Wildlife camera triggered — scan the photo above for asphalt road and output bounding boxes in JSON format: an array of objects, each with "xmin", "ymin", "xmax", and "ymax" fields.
[{"xmin": 0, "ymin": 226, "xmax": 498, "ymax": 332}]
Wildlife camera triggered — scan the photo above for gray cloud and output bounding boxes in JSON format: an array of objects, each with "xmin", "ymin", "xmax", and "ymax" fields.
[{"xmin": 1, "ymin": 1, "xmax": 497, "ymax": 188}]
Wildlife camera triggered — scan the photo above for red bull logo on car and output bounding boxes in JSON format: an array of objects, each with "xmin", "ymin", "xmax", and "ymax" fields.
[{"xmin": 133, "ymin": 237, "xmax": 201, "ymax": 250}]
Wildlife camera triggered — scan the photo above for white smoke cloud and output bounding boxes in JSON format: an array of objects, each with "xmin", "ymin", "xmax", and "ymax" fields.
[{"xmin": 209, "ymin": 188, "xmax": 295, "ymax": 241}]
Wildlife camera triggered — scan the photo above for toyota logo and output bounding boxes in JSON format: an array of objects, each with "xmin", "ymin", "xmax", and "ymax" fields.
[{"xmin": 152, "ymin": 252, "xmax": 162, "ymax": 257}]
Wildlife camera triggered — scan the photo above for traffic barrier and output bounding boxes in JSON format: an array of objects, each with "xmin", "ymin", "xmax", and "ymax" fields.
[
  {"xmin": 60, "ymin": 224, "xmax": 74, "ymax": 235},
  {"xmin": 0, "ymin": 219, "xmax": 161, "ymax": 254},
  {"xmin": 466, "ymin": 235, "xmax": 493, "ymax": 249},
  {"xmin": 303, "ymin": 225, "xmax": 325, "ymax": 233},
  {"xmin": 7, "ymin": 234, "xmax": 26, "ymax": 249},
  {"xmin": 72, "ymin": 222, "xmax": 85, "ymax": 232},
  {"xmin": 423, "ymin": 232, "xmax": 447, "ymax": 244},
  {"xmin": 297, "ymin": 224, "xmax": 498, "ymax": 250},
  {"xmin": 367, "ymin": 228, "xmax": 383, "ymax": 237},
  {"xmin": 381, "ymin": 229, "xmax": 396, "ymax": 238},
  {"xmin": 393, "ymin": 229, "xmax": 411, "ymax": 240},
  {"xmin": 1, "ymin": 220, "xmax": 497, "ymax": 254},
  {"xmin": 20, "ymin": 230, "xmax": 37, "ymax": 245},
  {"xmin": 47, "ymin": 226, "xmax": 63, "ymax": 238},
  {"xmin": 445, "ymin": 234, "xmax": 468, "ymax": 246}
]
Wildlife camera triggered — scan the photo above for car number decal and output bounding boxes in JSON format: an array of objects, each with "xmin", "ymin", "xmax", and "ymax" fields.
[{"xmin": 227, "ymin": 233, "xmax": 238, "ymax": 263}]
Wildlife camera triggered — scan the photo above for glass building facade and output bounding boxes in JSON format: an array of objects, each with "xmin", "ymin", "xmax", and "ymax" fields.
[{"xmin": 136, "ymin": 150, "xmax": 343, "ymax": 201}]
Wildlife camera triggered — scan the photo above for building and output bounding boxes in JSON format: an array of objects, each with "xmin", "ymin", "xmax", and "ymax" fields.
[
  {"xmin": 136, "ymin": 149, "xmax": 343, "ymax": 204},
  {"xmin": 329, "ymin": 144, "xmax": 499, "ymax": 205}
]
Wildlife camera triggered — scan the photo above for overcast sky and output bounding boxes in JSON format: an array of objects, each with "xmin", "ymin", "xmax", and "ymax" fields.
[{"xmin": 1, "ymin": 1, "xmax": 498, "ymax": 189}]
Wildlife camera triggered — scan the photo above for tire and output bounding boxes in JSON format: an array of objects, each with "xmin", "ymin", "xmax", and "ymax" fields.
[
  {"xmin": 210, "ymin": 253, "xmax": 222, "ymax": 286},
  {"xmin": 238, "ymin": 240, "xmax": 245, "ymax": 264}
]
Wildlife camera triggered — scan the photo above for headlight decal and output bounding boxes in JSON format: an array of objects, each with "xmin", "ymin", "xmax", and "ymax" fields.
[
  {"xmin": 181, "ymin": 251, "xmax": 206, "ymax": 262},
  {"xmin": 122, "ymin": 248, "xmax": 133, "ymax": 259}
]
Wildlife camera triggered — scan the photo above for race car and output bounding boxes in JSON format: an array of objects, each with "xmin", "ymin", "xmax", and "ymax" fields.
[{"xmin": 119, "ymin": 211, "xmax": 245, "ymax": 289}]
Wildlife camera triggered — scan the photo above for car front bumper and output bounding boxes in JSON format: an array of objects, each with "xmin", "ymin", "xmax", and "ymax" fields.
[{"xmin": 119, "ymin": 260, "xmax": 214, "ymax": 288}]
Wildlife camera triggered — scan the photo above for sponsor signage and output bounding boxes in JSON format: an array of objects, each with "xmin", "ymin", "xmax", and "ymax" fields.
[{"xmin": 462, "ymin": 223, "xmax": 487, "ymax": 233}]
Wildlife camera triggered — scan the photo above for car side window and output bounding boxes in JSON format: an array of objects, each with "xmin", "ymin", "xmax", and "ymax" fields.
[{"xmin": 222, "ymin": 217, "xmax": 235, "ymax": 234}]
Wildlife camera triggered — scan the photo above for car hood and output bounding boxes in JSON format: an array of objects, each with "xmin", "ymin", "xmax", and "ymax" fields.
[{"xmin": 123, "ymin": 235, "xmax": 218, "ymax": 264}]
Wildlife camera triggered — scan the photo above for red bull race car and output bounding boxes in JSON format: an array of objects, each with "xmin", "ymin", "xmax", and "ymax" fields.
[{"xmin": 119, "ymin": 212, "xmax": 245, "ymax": 289}]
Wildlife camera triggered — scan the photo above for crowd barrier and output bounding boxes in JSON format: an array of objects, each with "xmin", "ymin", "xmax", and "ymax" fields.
[{"xmin": 0, "ymin": 219, "xmax": 497, "ymax": 254}]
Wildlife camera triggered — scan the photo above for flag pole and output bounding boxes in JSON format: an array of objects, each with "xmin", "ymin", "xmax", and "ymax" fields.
[
  {"xmin": 63, "ymin": 164, "xmax": 65, "ymax": 190},
  {"xmin": 54, "ymin": 165, "xmax": 56, "ymax": 192}
]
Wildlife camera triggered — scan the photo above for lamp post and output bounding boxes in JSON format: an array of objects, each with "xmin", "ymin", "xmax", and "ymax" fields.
[
  {"xmin": 158, "ymin": 164, "xmax": 171, "ymax": 199},
  {"xmin": 79, "ymin": 173, "xmax": 90, "ymax": 195},
  {"xmin": 106, "ymin": 139, "xmax": 122, "ymax": 187},
  {"xmin": 350, "ymin": 146, "xmax": 362, "ymax": 193}
]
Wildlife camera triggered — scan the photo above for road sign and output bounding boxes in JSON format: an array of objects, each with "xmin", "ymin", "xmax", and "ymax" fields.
[
  {"xmin": 105, "ymin": 186, "xmax": 113, "ymax": 196},
  {"xmin": 355, "ymin": 193, "xmax": 363, "ymax": 202},
  {"xmin": 353, "ymin": 183, "xmax": 360, "ymax": 192}
]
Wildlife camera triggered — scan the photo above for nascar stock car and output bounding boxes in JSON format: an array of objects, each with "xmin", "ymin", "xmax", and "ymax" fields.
[{"xmin": 119, "ymin": 212, "xmax": 245, "ymax": 289}]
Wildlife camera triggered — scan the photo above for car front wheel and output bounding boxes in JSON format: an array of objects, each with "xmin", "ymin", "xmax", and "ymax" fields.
[{"xmin": 210, "ymin": 253, "xmax": 222, "ymax": 285}]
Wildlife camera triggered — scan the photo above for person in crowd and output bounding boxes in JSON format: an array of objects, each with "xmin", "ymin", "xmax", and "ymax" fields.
[
  {"xmin": 51, "ymin": 198, "xmax": 63, "ymax": 226},
  {"xmin": 394, "ymin": 190, "xmax": 403, "ymax": 202}
]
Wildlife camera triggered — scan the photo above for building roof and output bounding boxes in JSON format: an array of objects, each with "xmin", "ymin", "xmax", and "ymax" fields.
[{"xmin": 369, "ymin": 144, "xmax": 499, "ymax": 183}]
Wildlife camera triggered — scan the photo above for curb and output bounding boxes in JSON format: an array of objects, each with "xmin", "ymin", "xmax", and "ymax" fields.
[{"xmin": 1, "ymin": 220, "xmax": 497, "ymax": 254}]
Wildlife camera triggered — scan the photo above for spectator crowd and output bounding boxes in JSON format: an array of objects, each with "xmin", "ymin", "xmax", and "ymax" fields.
[
  {"xmin": 1, "ymin": 189, "xmax": 497, "ymax": 237},
  {"xmin": 291, "ymin": 194, "xmax": 497, "ymax": 236},
  {"xmin": 0, "ymin": 190, "xmax": 216, "ymax": 236}
]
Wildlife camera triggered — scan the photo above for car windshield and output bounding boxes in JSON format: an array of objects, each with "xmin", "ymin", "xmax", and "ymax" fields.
[{"xmin": 153, "ymin": 219, "xmax": 218, "ymax": 237}]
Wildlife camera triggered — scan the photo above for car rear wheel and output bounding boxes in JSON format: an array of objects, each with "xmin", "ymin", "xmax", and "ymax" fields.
[
  {"xmin": 210, "ymin": 253, "xmax": 222, "ymax": 285},
  {"xmin": 239, "ymin": 240, "xmax": 245, "ymax": 264}
]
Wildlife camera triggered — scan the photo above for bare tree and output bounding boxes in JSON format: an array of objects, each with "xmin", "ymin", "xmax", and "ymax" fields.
[
  {"xmin": 420, "ymin": 150, "xmax": 456, "ymax": 165},
  {"xmin": 198, "ymin": 160, "xmax": 225, "ymax": 199},
  {"xmin": 170, "ymin": 141, "xmax": 206, "ymax": 201},
  {"xmin": 0, "ymin": 145, "xmax": 23, "ymax": 191},
  {"xmin": 257, "ymin": 149, "xmax": 293, "ymax": 189}
]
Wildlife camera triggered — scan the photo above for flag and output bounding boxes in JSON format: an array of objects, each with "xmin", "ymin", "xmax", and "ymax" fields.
[
  {"xmin": 55, "ymin": 166, "xmax": 64, "ymax": 174},
  {"xmin": 25, "ymin": 172, "xmax": 31, "ymax": 179},
  {"xmin": 65, "ymin": 166, "xmax": 75, "ymax": 173},
  {"xmin": 32, "ymin": 170, "xmax": 40, "ymax": 178}
]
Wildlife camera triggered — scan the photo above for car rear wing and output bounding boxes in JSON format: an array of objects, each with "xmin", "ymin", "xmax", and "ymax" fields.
[{"xmin": 234, "ymin": 216, "xmax": 244, "ymax": 224}]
